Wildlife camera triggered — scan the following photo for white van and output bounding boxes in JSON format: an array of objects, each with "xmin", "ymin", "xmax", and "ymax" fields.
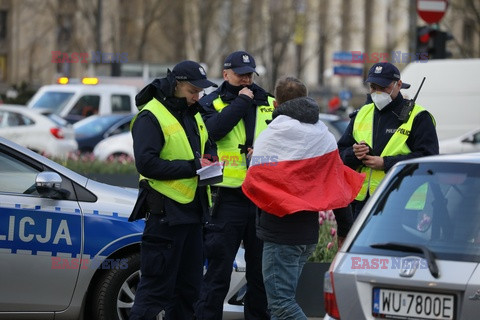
[
  {"xmin": 27, "ymin": 82, "xmax": 138, "ymax": 123},
  {"xmin": 401, "ymin": 59, "xmax": 480, "ymax": 140}
]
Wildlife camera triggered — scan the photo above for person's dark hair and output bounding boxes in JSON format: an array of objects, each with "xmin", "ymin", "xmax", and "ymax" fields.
[{"xmin": 274, "ymin": 76, "xmax": 307, "ymax": 105}]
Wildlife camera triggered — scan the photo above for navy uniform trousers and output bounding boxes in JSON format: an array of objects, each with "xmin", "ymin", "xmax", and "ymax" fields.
[
  {"xmin": 130, "ymin": 214, "xmax": 203, "ymax": 320},
  {"xmin": 195, "ymin": 187, "xmax": 269, "ymax": 320}
]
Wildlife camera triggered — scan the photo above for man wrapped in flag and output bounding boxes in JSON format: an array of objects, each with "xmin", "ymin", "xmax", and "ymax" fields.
[
  {"xmin": 242, "ymin": 76, "xmax": 364, "ymax": 320},
  {"xmin": 242, "ymin": 88, "xmax": 364, "ymax": 217}
]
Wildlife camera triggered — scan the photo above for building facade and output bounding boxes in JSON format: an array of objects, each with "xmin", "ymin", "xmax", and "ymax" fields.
[{"xmin": 0, "ymin": 0, "xmax": 478, "ymax": 97}]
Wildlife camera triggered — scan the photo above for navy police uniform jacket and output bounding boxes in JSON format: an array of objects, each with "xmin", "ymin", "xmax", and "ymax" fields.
[
  {"xmin": 200, "ymin": 81, "xmax": 272, "ymax": 145},
  {"xmin": 131, "ymin": 75, "xmax": 213, "ymax": 225},
  {"xmin": 337, "ymin": 92, "xmax": 439, "ymax": 172}
]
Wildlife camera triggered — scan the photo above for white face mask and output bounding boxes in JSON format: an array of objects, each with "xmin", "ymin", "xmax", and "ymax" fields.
[{"xmin": 371, "ymin": 81, "xmax": 396, "ymax": 110}]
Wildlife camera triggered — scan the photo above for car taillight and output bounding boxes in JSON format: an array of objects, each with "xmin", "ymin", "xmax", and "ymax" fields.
[
  {"xmin": 324, "ymin": 270, "xmax": 340, "ymax": 319},
  {"xmin": 50, "ymin": 128, "xmax": 65, "ymax": 139}
]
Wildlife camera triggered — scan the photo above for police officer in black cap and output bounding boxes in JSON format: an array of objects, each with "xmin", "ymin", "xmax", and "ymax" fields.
[
  {"xmin": 129, "ymin": 60, "xmax": 217, "ymax": 320},
  {"xmin": 337, "ymin": 62, "xmax": 439, "ymax": 219},
  {"xmin": 195, "ymin": 51, "xmax": 273, "ymax": 320}
]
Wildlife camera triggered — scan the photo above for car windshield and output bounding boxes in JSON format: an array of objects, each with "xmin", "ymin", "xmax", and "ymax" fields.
[
  {"xmin": 350, "ymin": 162, "xmax": 480, "ymax": 262},
  {"xmin": 47, "ymin": 113, "xmax": 69, "ymax": 127},
  {"xmin": 330, "ymin": 118, "xmax": 349, "ymax": 135},
  {"xmin": 74, "ymin": 115, "xmax": 125, "ymax": 137},
  {"xmin": 30, "ymin": 91, "xmax": 75, "ymax": 114}
]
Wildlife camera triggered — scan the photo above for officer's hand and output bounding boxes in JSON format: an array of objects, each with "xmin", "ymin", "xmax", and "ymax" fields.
[
  {"xmin": 362, "ymin": 155, "xmax": 384, "ymax": 170},
  {"xmin": 353, "ymin": 141, "xmax": 370, "ymax": 160},
  {"xmin": 247, "ymin": 147, "xmax": 253, "ymax": 159},
  {"xmin": 200, "ymin": 158, "xmax": 214, "ymax": 167},
  {"xmin": 239, "ymin": 87, "xmax": 254, "ymax": 99}
]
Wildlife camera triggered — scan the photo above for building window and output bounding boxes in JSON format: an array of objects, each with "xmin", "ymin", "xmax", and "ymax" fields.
[
  {"xmin": 463, "ymin": 19, "xmax": 474, "ymax": 44},
  {"xmin": 0, "ymin": 10, "xmax": 7, "ymax": 40},
  {"xmin": 57, "ymin": 13, "xmax": 73, "ymax": 45}
]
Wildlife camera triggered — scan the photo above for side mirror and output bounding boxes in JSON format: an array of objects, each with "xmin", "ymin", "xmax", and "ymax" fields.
[
  {"xmin": 461, "ymin": 137, "xmax": 475, "ymax": 144},
  {"xmin": 35, "ymin": 172, "xmax": 70, "ymax": 199}
]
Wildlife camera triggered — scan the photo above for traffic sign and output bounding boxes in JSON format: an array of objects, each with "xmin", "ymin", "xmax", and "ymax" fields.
[
  {"xmin": 417, "ymin": 0, "xmax": 448, "ymax": 24},
  {"xmin": 333, "ymin": 51, "xmax": 353, "ymax": 63},
  {"xmin": 339, "ymin": 90, "xmax": 352, "ymax": 101},
  {"xmin": 333, "ymin": 65, "xmax": 363, "ymax": 77}
]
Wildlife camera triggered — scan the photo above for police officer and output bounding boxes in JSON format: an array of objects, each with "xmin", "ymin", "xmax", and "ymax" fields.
[
  {"xmin": 338, "ymin": 62, "xmax": 439, "ymax": 219},
  {"xmin": 129, "ymin": 60, "xmax": 217, "ymax": 320},
  {"xmin": 195, "ymin": 51, "xmax": 274, "ymax": 320}
]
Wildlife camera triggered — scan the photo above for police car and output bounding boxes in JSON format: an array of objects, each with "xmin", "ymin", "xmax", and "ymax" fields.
[{"xmin": 0, "ymin": 137, "xmax": 245, "ymax": 320}]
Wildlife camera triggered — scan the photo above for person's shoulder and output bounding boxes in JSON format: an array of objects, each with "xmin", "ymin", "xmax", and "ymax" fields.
[
  {"xmin": 136, "ymin": 108, "xmax": 156, "ymax": 121},
  {"xmin": 200, "ymin": 90, "xmax": 221, "ymax": 107},
  {"xmin": 413, "ymin": 105, "xmax": 436, "ymax": 122},
  {"xmin": 348, "ymin": 109, "xmax": 359, "ymax": 118},
  {"xmin": 251, "ymin": 83, "xmax": 273, "ymax": 102},
  {"xmin": 251, "ymin": 83, "xmax": 269, "ymax": 94},
  {"xmin": 132, "ymin": 109, "xmax": 158, "ymax": 131}
]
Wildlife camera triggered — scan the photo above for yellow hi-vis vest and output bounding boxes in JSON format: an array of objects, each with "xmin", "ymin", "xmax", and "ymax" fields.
[
  {"xmin": 132, "ymin": 98, "xmax": 209, "ymax": 204},
  {"xmin": 353, "ymin": 103, "xmax": 430, "ymax": 201},
  {"xmin": 213, "ymin": 96, "xmax": 275, "ymax": 187}
]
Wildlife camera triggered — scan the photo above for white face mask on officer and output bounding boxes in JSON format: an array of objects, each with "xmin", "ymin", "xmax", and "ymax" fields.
[{"xmin": 371, "ymin": 81, "xmax": 396, "ymax": 110}]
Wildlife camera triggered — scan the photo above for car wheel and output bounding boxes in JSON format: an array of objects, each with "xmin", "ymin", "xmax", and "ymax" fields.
[{"xmin": 90, "ymin": 253, "xmax": 141, "ymax": 320}]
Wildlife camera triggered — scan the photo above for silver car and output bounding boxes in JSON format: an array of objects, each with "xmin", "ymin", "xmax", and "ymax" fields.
[
  {"xmin": 0, "ymin": 137, "xmax": 245, "ymax": 320},
  {"xmin": 324, "ymin": 153, "xmax": 480, "ymax": 320}
]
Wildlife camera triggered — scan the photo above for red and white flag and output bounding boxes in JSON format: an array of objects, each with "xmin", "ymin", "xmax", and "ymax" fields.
[{"xmin": 242, "ymin": 115, "xmax": 365, "ymax": 217}]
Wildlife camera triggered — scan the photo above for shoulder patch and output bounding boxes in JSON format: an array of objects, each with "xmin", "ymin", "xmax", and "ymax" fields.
[
  {"xmin": 349, "ymin": 109, "xmax": 359, "ymax": 118},
  {"xmin": 199, "ymin": 92, "xmax": 218, "ymax": 107}
]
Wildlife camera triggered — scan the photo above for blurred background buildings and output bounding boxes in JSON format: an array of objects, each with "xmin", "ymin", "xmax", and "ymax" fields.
[{"xmin": 0, "ymin": 0, "xmax": 478, "ymax": 107}]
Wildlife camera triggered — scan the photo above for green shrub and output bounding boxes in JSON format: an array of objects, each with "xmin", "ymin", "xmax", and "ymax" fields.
[{"xmin": 51, "ymin": 153, "xmax": 137, "ymax": 175}]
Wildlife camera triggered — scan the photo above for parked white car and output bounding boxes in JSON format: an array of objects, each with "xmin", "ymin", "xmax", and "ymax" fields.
[
  {"xmin": 91, "ymin": 113, "xmax": 349, "ymax": 162},
  {"xmin": 27, "ymin": 81, "xmax": 138, "ymax": 124},
  {"xmin": 93, "ymin": 131, "xmax": 134, "ymax": 161},
  {"xmin": 439, "ymin": 127, "xmax": 480, "ymax": 154},
  {"xmin": 0, "ymin": 104, "xmax": 77, "ymax": 158}
]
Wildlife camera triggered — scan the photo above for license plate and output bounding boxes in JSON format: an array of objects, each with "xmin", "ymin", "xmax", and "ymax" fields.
[{"xmin": 372, "ymin": 288, "xmax": 455, "ymax": 320}]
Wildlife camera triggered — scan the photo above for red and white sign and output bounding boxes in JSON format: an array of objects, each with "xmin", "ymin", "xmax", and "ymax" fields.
[{"xmin": 417, "ymin": 0, "xmax": 448, "ymax": 24}]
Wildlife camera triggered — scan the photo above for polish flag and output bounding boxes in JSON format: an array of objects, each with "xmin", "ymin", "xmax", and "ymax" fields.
[{"xmin": 242, "ymin": 115, "xmax": 365, "ymax": 217}]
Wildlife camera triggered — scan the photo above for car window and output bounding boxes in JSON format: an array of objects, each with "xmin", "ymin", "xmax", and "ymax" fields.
[
  {"xmin": 0, "ymin": 110, "xmax": 7, "ymax": 127},
  {"xmin": 69, "ymin": 95, "xmax": 100, "ymax": 117},
  {"xmin": 331, "ymin": 119, "xmax": 349, "ymax": 136},
  {"xmin": 74, "ymin": 115, "xmax": 124, "ymax": 137},
  {"xmin": 30, "ymin": 91, "xmax": 75, "ymax": 114},
  {"xmin": 1, "ymin": 111, "xmax": 34, "ymax": 127},
  {"xmin": 0, "ymin": 152, "xmax": 40, "ymax": 194},
  {"xmin": 108, "ymin": 117, "xmax": 132, "ymax": 136},
  {"xmin": 111, "ymin": 94, "xmax": 131, "ymax": 112},
  {"xmin": 47, "ymin": 113, "xmax": 69, "ymax": 127},
  {"xmin": 473, "ymin": 130, "xmax": 480, "ymax": 143},
  {"xmin": 350, "ymin": 162, "xmax": 480, "ymax": 262}
]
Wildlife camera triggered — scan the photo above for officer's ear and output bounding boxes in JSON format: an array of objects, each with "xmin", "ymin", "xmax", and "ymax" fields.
[{"xmin": 273, "ymin": 100, "xmax": 279, "ymax": 108}]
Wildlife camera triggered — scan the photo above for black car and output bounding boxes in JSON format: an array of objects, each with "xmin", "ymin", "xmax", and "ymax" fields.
[{"xmin": 74, "ymin": 113, "xmax": 134, "ymax": 153}]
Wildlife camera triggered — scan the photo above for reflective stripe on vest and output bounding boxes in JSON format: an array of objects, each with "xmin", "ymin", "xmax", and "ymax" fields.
[
  {"xmin": 212, "ymin": 96, "xmax": 274, "ymax": 187},
  {"xmin": 132, "ymin": 98, "xmax": 208, "ymax": 203},
  {"xmin": 353, "ymin": 103, "xmax": 428, "ymax": 201}
]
